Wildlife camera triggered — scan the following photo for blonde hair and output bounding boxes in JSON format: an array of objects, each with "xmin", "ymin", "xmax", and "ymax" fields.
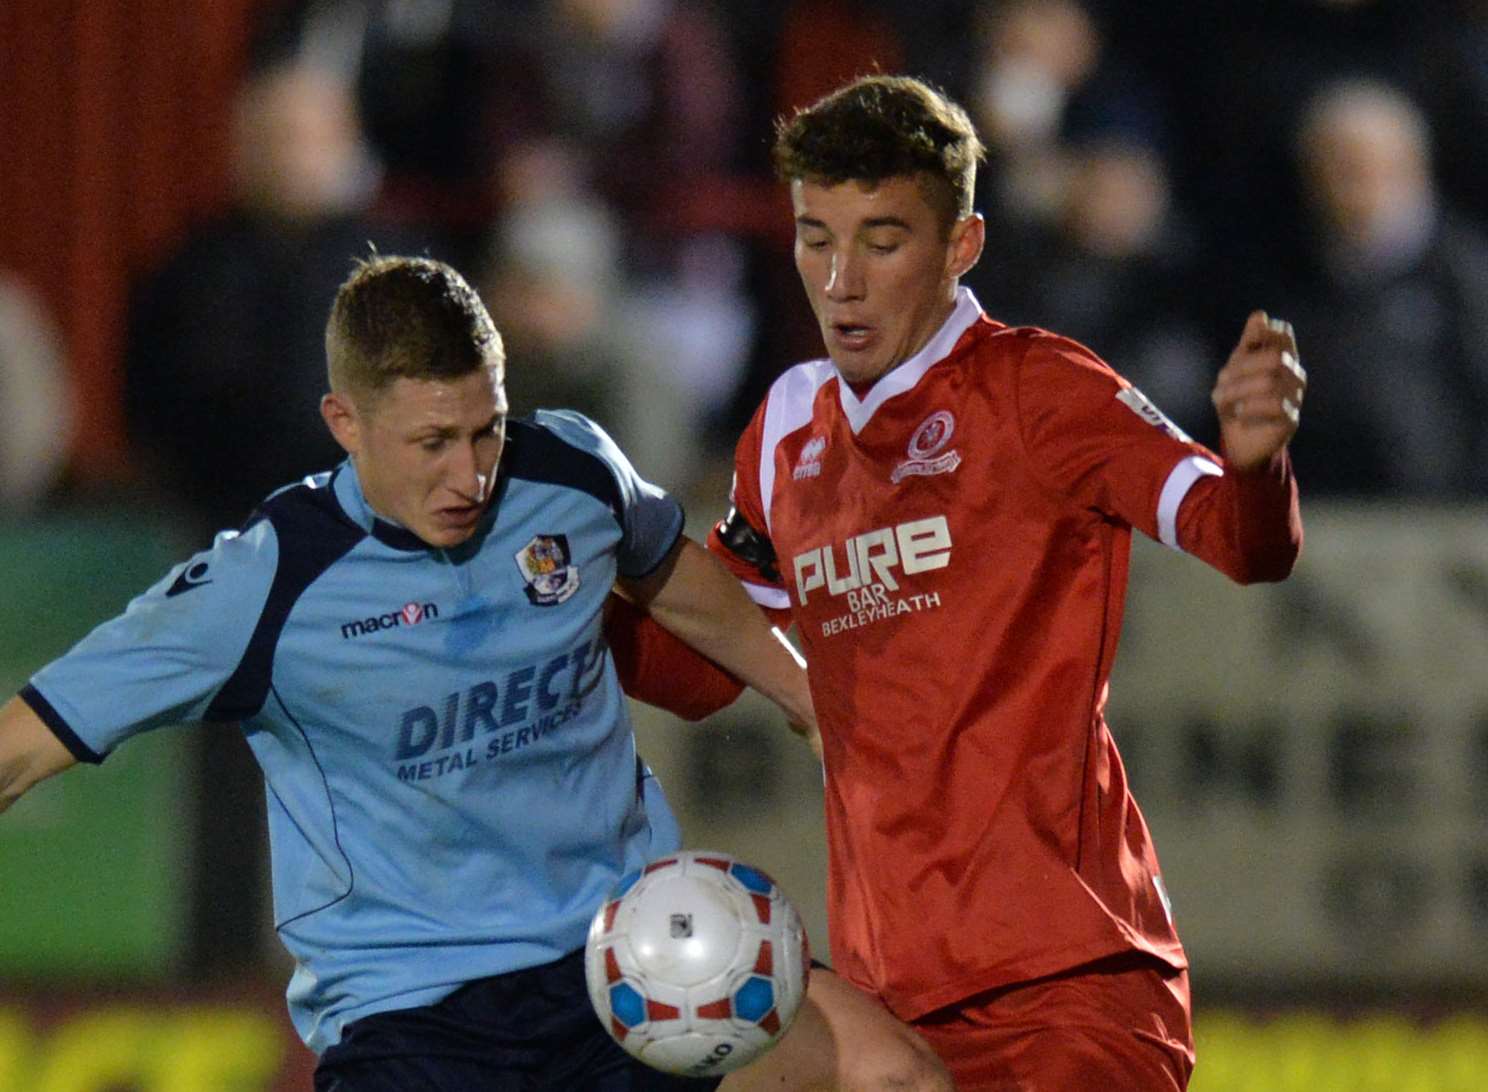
[{"xmin": 325, "ymin": 255, "xmax": 503, "ymax": 406}]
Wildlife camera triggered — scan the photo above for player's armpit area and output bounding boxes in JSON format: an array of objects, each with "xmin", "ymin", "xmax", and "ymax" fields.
[
  {"xmin": 604, "ymin": 595, "xmax": 745, "ymax": 721},
  {"xmin": 1175, "ymin": 448, "xmax": 1303, "ymax": 584}
]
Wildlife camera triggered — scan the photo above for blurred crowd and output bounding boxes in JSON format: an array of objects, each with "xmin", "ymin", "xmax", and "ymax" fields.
[{"xmin": 7, "ymin": 0, "xmax": 1488, "ymax": 539}]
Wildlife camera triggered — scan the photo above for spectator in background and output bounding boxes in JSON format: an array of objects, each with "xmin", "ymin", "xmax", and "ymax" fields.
[
  {"xmin": 968, "ymin": 0, "xmax": 1105, "ymax": 227},
  {"xmin": 1114, "ymin": 0, "xmax": 1427, "ymax": 273},
  {"xmin": 125, "ymin": 59, "xmax": 421, "ymax": 541},
  {"xmin": 122, "ymin": 57, "xmax": 425, "ymax": 979},
  {"xmin": 1280, "ymin": 78, "xmax": 1488, "ymax": 497},
  {"xmin": 0, "ymin": 274, "xmax": 71, "ymax": 511},
  {"xmin": 355, "ymin": 0, "xmax": 548, "ymax": 266},
  {"xmin": 1403, "ymin": 0, "xmax": 1488, "ymax": 230},
  {"xmin": 958, "ymin": 0, "xmax": 1218, "ymax": 440},
  {"xmin": 479, "ymin": 140, "xmax": 755, "ymax": 498},
  {"xmin": 479, "ymin": 142, "xmax": 630, "ymax": 439},
  {"xmin": 971, "ymin": 132, "xmax": 1217, "ymax": 439}
]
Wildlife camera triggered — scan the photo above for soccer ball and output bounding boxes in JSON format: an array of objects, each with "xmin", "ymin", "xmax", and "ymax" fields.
[{"xmin": 585, "ymin": 850, "xmax": 811, "ymax": 1078}]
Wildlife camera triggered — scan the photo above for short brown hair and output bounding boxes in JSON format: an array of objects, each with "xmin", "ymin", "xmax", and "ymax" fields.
[
  {"xmin": 772, "ymin": 74, "xmax": 985, "ymax": 228},
  {"xmin": 326, "ymin": 255, "xmax": 503, "ymax": 404}
]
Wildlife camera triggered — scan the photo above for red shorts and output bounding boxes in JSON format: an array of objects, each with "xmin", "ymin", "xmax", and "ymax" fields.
[{"xmin": 910, "ymin": 953, "xmax": 1194, "ymax": 1092}]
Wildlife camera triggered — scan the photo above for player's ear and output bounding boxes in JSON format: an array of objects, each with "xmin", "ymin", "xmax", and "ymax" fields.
[
  {"xmin": 946, "ymin": 212, "xmax": 985, "ymax": 280},
  {"xmin": 320, "ymin": 391, "xmax": 362, "ymax": 456}
]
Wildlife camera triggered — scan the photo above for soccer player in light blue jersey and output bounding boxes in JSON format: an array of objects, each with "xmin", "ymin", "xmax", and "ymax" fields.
[{"xmin": 0, "ymin": 256, "xmax": 950, "ymax": 1090}]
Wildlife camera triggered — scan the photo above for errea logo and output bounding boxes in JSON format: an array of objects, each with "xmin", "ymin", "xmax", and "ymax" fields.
[
  {"xmin": 341, "ymin": 601, "xmax": 440, "ymax": 640},
  {"xmin": 793, "ymin": 435, "xmax": 826, "ymax": 480}
]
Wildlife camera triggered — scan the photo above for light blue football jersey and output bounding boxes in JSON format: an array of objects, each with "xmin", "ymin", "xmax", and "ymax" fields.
[{"xmin": 24, "ymin": 411, "xmax": 687, "ymax": 1052}]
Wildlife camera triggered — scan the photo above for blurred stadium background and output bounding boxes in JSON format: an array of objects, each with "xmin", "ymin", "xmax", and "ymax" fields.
[{"xmin": 2, "ymin": 1, "xmax": 1486, "ymax": 1088}]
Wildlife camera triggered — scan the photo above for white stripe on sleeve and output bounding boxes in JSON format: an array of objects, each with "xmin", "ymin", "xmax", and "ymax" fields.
[
  {"xmin": 743, "ymin": 582, "xmax": 793, "ymax": 610},
  {"xmin": 1157, "ymin": 454, "xmax": 1223, "ymax": 550}
]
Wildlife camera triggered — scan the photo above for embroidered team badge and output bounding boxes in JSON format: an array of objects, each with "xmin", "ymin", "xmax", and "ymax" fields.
[
  {"xmin": 793, "ymin": 435, "xmax": 826, "ymax": 480},
  {"xmin": 891, "ymin": 411, "xmax": 962, "ymax": 483},
  {"xmin": 515, "ymin": 534, "xmax": 580, "ymax": 606}
]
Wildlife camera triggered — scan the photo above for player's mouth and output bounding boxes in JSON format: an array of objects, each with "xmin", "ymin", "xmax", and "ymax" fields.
[
  {"xmin": 829, "ymin": 321, "xmax": 875, "ymax": 352},
  {"xmin": 435, "ymin": 502, "xmax": 484, "ymax": 529}
]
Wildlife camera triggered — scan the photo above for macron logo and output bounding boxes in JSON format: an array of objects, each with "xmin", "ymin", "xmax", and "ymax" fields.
[{"xmin": 341, "ymin": 601, "xmax": 440, "ymax": 640}]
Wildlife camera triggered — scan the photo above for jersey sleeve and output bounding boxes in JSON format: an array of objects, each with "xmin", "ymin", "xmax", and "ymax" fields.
[
  {"xmin": 20, "ymin": 520, "xmax": 279, "ymax": 762},
  {"xmin": 1173, "ymin": 447, "xmax": 1302, "ymax": 583},
  {"xmin": 604, "ymin": 595, "xmax": 744, "ymax": 720},
  {"xmin": 1014, "ymin": 332, "xmax": 1301, "ymax": 580},
  {"xmin": 704, "ymin": 404, "xmax": 793, "ymax": 625},
  {"xmin": 534, "ymin": 410, "xmax": 684, "ymax": 578}
]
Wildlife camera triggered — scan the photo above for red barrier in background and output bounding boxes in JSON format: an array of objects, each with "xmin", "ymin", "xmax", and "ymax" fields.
[{"xmin": 0, "ymin": 0, "xmax": 262, "ymax": 478}]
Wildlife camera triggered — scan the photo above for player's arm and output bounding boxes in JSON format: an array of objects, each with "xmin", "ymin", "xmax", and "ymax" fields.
[
  {"xmin": 1175, "ymin": 311, "xmax": 1306, "ymax": 583},
  {"xmin": 616, "ymin": 536, "xmax": 815, "ymax": 738},
  {"xmin": 0, "ymin": 694, "xmax": 77, "ymax": 814},
  {"xmin": 604, "ymin": 594, "xmax": 745, "ymax": 721},
  {"xmin": 1019, "ymin": 315, "xmax": 1304, "ymax": 585}
]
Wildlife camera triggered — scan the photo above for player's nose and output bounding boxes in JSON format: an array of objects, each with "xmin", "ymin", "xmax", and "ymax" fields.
[
  {"xmin": 448, "ymin": 440, "xmax": 487, "ymax": 499},
  {"xmin": 824, "ymin": 250, "xmax": 865, "ymax": 301}
]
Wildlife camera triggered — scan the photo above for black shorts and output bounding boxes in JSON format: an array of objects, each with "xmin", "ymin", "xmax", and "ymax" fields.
[{"xmin": 313, "ymin": 948, "xmax": 723, "ymax": 1092}]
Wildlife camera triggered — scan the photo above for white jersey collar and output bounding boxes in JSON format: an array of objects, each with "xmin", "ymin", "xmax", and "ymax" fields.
[{"xmin": 836, "ymin": 287, "xmax": 984, "ymax": 434}]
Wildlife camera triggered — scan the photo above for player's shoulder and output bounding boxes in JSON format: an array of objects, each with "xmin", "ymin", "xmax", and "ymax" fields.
[
  {"xmin": 504, "ymin": 411, "xmax": 630, "ymax": 516},
  {"xmin": 524, "ymin": 408, "xmax": 616, "ymax": 451},
  {"xmin": 742, "ymin": 356, "xmax": 838, "ymax": 441},
  {"xmin": 991, "ymin": 322, "xmax": 1113, "ymax": 376},
  {"xmin": 765, "ymin": 357, "xmax": 838, "ymax": 408},
  {"xmin": 250, "ymin": 469, "xmax": 367, "ymax": 560}
]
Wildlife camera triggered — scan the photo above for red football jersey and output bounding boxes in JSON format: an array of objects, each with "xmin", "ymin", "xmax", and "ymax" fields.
[{"xmin": 707, "ymin": 290, "xmax": 1301, "ymax": 1020}]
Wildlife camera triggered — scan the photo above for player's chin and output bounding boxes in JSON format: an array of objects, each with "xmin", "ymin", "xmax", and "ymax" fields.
[
  {"xmin": 826, "ymin": 348, "xmax": 887, "ymax": 386},
  {"xmin": 423, "ymin": 514, "xmax": 481, "ymax": 547}
]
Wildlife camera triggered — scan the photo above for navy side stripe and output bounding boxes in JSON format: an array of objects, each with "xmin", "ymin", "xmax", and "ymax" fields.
[{"xmin": 206, "ymin": 480, "xmax": 365, "ymax": 721}]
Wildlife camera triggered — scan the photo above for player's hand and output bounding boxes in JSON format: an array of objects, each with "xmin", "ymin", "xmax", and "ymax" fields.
[{"xmin": 1211, "ymin": 310, "xmax": 1306, "ymax": 472}]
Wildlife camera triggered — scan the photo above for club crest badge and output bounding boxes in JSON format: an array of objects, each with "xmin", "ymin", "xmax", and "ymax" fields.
[
  {"xmin": 515, "ymin": 534, "xmax": 580, "ymax": 606},
  {"xmin": 891, "ymin": 411, "xmax": 962, "ymax": 483}
]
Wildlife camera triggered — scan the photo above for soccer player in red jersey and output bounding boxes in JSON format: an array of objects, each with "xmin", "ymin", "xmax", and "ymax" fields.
[{"xmin": 703, "ymin": 74, "xmax": 1307, "ymax": 1090}]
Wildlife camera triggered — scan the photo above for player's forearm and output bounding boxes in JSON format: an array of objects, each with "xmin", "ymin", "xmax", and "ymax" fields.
[
  {"xmin": 630, "ymin": 539, "xmax": 816, "ymax": 730},
  {"xmin": 0, "ymin": 694, "xmax": 77, "ymax": 813},
  {"xmin": 1177, "ymin": 448, "xmax": 1302, "ymax": 584}
]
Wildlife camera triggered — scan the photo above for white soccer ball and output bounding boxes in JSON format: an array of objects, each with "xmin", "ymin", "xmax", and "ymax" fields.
[{"xmin": 585, "ymin": 849, "xmax": 811, "ymax": 1078}]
